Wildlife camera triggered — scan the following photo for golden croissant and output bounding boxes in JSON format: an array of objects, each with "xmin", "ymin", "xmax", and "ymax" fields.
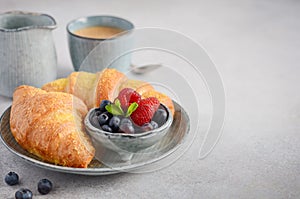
[
  {"xmin": 42, "ymin": 68, "xmax": 175, "ymax": 115},
  {"xmin": 10, "ymin": 85, "xmax": 95, "ymax": 168}
]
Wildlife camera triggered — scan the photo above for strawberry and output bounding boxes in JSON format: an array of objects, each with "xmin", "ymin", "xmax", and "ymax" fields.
[
  {"xmin": 117, "ymin": 88, "xmax": 141, "ymax": 111},
  {"xmin": 130, "ymin": 97, "xmax": 160, "ymax": 126}
]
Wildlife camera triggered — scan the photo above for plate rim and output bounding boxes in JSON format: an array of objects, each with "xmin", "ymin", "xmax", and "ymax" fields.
[{"xmin": 0, "ymin": 102, "xmax": 190, "ymax": 175}]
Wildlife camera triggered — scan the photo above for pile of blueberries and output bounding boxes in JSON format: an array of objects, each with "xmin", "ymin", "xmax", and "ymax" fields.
[
  {"xmin": 90, "ymin": 100, "xmax": 168, "ymax": 134},
  {"xmin": 4, "ymin": 171, "xmax": 52, "ymax": 199}
]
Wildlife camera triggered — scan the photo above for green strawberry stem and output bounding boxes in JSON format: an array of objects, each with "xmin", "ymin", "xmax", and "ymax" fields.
[
  {"xmin": 105, "ymin": 99, "xmax": 138, "ymax": 117},
  {"xmin": 105, "ymin": 99, "xmax": 124, "ymax": 115},
  {"xmin": 125, "ymin": 102, "xmax": 138, "ymax": 117}
]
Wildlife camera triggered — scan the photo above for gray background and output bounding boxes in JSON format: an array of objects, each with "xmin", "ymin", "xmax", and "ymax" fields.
[{"xmin": 0, "ymin": 0, "xmax": 299, "ymax": 198}]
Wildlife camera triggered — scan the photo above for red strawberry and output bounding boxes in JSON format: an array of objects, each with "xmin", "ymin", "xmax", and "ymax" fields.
[
  {"xmin": 130, "ymin": 97, "xmax": 160, "ymax": 126},
  {"xmin": 117, "ymin": 88, "xmax": 141, "ymax": 111}
]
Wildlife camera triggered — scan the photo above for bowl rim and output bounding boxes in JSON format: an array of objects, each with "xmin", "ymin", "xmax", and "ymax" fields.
[{"xmin": 84, "ymin": 103, "xmax": 173, "ymax": 138}]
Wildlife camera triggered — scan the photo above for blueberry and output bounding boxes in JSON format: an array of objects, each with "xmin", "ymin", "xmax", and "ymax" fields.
[
  {"xmin": 151, "ymin": 121, "xmax": 159, "ymax": 129},
  {"xmin": 99, "ymin": 100, "xmax": 112, "ymax": 112},
  {"xmin": 141, "ymin": 123, "xmax": 153, "ymax": 132},
  {"xmin": 98, "ymin": 112, "xmax": 110, "ymax": 125},
  {"xmin": 120, "ymin": 123, "xmax": 135, "ymax": 134},
  {"xmin": 104, "ymin": 111, "xmax": 113, "ymax": 119},
  {"xmin": 153, "ymin": 108, "xmax": 168, "ymax": 126},
  {"xmin": 15, "ymin": 188, "xmax": 33, "ymax": 199},
  {"xmin": 38, "ymin": 178, "xmax": 53, "ymax": 195},
  {"xmin": 120, "ymin": 118, "xmax": 132, "ymax": 125},
  {"xmin": 94, "ymin": 108, "xmax": 102, "ymax": 116},
  {"xmin": 5, "ymin": 171, "xmax": 19, "ymax": 186},
  {"xmin": 90, "ymin": 115, "xmax": 101, "ymax": 129},
  {"xmin": 108, "ymin": 116, "xmax": 121, "ymax": 132},
  {"xmin": 101, "ymin": 124, "xmax": 112, "ymax": 132}
]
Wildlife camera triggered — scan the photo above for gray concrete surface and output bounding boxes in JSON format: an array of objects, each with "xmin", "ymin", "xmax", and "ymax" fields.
[{"xmin": 0, "ymin": 0, "xmax": 300, "ymax": 198}]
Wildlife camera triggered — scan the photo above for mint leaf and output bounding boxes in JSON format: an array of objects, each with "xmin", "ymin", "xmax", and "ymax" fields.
[
  {"xmin": 114, "ymin": 99, "xmax": 123, "ymax": 112},
  {"xmin": 115, "ymin": 99, "xmax": 121, "ymax": 108},
  {"xmin": 125, "ymin": 102, "xmax": 138, "ymax": 117},
  {"xmin": 105, "ymin": 104, "xmax": 124, "ymax": 115}
]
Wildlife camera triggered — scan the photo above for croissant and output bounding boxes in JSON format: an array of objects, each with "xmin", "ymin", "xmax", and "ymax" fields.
[
  {"xmin": 42, "ymin": 68, "xmax": 175, "ymax": 115},
  {"xmin": 10, "ymin": 85, "xmax": 95, "ymax": 168}
]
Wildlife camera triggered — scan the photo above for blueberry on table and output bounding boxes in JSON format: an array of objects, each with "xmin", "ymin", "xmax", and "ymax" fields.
[
  {"xmin": 99, "ymin": 100, "xmax": 112, "ymax": 112},
  {"xmin": 108, "ymin": 116, "xmax": 121, "ymax": 132},
  {"xmin": 5, "ymin": 171, "xmax": 19, "ymax": 186},
  {"xmin": 15, "ymin": 188, "xmax": 33, "ymax": 199},
  {"xmin": 38, "ymin": 178, "xmax": 53, "ymax": 195},
  {"xmin": 153, "ymin": 108, "xmax": 168, "ymax": 126}
]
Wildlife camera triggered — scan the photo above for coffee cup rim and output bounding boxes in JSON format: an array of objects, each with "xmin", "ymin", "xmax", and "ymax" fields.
[{"xmin": 66, "ymin": 15, "xmax": 134, "ymax": 41}]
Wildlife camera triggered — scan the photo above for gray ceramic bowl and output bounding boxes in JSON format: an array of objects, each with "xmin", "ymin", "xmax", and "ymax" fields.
[{"xmin": 84, "ymin": 104, "xmax": 173, "ymax": 161}]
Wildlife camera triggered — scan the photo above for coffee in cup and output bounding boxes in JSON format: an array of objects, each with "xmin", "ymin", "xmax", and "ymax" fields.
[{"xmin": 73, "ymin": 26, "xmax": 124, "ymax": 39}]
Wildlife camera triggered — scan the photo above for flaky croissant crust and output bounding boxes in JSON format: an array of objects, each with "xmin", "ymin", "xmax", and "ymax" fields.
[
  {"xmin": 42, "ymin": 68, "xmax": 175, "ymax": 115},
  {"xmin": 10, "ymin": 85, "xmax": 95, "ymax": 168}
]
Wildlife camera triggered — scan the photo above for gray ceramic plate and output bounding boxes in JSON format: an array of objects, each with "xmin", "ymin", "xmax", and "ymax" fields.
[{"xmin": 0, "ymin": 101, "xmax": 189, "ymax": 175}]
